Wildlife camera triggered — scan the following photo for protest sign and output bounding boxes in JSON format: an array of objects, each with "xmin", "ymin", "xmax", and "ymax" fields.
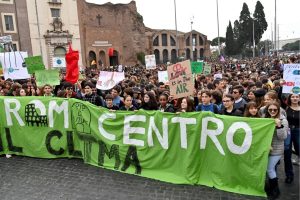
[
  {"xmin": 191, "ymin": 61, "xmax": 203, "ymax": 74},
  {"xmin": 283, "ymin": 64, "xmax": 300, "ymax": 94},
  {"xmin": 53, "ymin": 57, "xmax": 66, "ymax": 68},
  {"xmin": 96, "ymin": 71, "xmax": 125, "ymax": 90},
  {"xmin": 203, "ymin": 64, "xmax": 212, "ymax": 75},
  {"xmin": 214, "ymin": 73, "xmax": 222, "ymax": 80},
  {"xmin": 35, "ymin": 69, "xmax": 60, "ymax": 87},
  {"xmin": 145, "ymin": 54, "xmax": 156, "ymax": 69},
  {"xmin": 25, "ymin": 56, "xmax": 45, "ymax": 74},
  {"xmin": 0, "ymin": 97, "xmax": 275, "ymax": 197},
  {"xmin": 0, "ymin": 51, "xmax": 30, "ymax": 80},
  {"xmin": 158, "ymin": 71, "xmax": 168, "ymax": 83},
  {"xmin": 168, "ymin": 60, "xmax": 193, "ymax": 98}
]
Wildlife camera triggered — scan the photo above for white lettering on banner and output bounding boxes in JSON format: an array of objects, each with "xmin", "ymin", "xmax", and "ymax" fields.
[
  {"xmin": 29, "ymin": 100, "xmax": 46, "ymax": 116},
  {"xmin": 147, "ymin": 117, "xmax": 168, "ymax": 149},
  {"xmin": 226, "ymin": 122, "xmax": 252, "ymax": 154},
  {"xmin": 4, "ymin": 98, "xmax": 24, "ymax": 126},
  {"xmin": 98, "ymin": 113, "xmax": 116, "ymax": 141},
  {"xmin": 123, "ymin": 115, "xmax": 146, "ymax": 146},
  {"xmin": 172, "ymin": 117, "xmax": 197, "ymax": 149},
  {"xmin": 200, "ymin": 117, "xmax": 225, "ymax": 155},
  {"xmin": 48, "ymin": 101, "xmax": 69, "ymax": 129}
]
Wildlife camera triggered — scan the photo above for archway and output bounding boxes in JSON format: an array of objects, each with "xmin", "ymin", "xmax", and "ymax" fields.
[
  {"xmin": 88, "ymin": 51, "xmax": 96, "ymax": 67},
  {"xmin": 162, "ymin": 49, "xmax": 168, "ymax": 64},
  {"xmin": 193, "ymin": 48, "xmax": 198, "ymax": 61},
  {"xmin": 109, "ymin": 50, "xmax": 119, "ymax": 66},
  {"xmin": 200, "ymin": 48, "xmax": 204, "ymax": 59},
  {"xmin": 99, "ymin": 50, "xmax": 106, "ymax": 68},
  {"xmin": 171, "ymin": 49, "xmax": 177, "ymax": 63},
  {"xmin": 186, "ymin": 48, "xmax": 191, "ymax": 60},
  {"xmin": 54, "ymin": 46, "xmax": 66, "ymax": 57},
  {"xmin": 154, "ymin": 49, "xmax": 160, "ymax": 64}
]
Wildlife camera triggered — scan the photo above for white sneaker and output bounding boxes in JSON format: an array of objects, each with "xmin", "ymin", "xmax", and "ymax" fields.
[
  {"xmin": 5, "ymin": 154, "xmax": 12, "ymax": 158},
  {"xmin": 292, "ymin": 157, "xmax": 300, "ymax": 166}
]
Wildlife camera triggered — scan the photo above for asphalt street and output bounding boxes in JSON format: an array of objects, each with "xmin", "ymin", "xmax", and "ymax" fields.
[{"xmin": 0, "ymin": 156, "xmax": 298, "ymax": 200}]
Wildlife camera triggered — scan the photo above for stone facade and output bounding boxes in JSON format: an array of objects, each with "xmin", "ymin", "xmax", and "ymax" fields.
[
  {"xmin": 77, "ymin": 0, "xmax": 210, "ymax": 67},
  {"xmin": 26, "ymin": 0, "xmax": 82, "ymax": 69},
  {"xmin": 77, "ymin": 0, "xmax": 146, "ymax": 67},
  {"xmin": 0, "ymin": 0, "xmax": 32, "ymax": 55}
]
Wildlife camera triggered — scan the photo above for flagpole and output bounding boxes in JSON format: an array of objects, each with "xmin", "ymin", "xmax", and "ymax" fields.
[
  {"xmin": 174, "ymin": 0, "xmax": 179, "ymax": 61},
  {"xmin": 216, "ymin": 0, "xmax": 220, "ymax": 55}
]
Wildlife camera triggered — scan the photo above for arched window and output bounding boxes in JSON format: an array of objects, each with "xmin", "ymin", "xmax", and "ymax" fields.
[
  {"xmin": 170, "ymin": 36, "xmax": 176, "ymax": 46},
  {"xmin": 153, "ymin": 36, "xmax": 159, "ymax": 46},
  {"xmin": 162, "ymin": 49, "xmax": 168, "ymax": 63},
  {"xmin": 88, "ymin": 51, "xmax": 96, "ymax": 66},
  {"xmin": 186, "ymin": 36, "xmax": 190, "ymax": 46},
  {"xmin": 171, "ymin": 49, "xmax": 177, "ymax": 63},
  {"xmin": 99, "ymin": 50, "xmax": 106, "ymax": 66},
  {"xmin": 186, "ymin": 48, "xmax": 191, "ymax": 60},
  {"xmin": 199, "ymin": 36, "xmax": 204, "ymax": 46},
  {"xmin": 154, "ymin": 49, "xmax": 160, "ymax": 64},
  {"xmin": 54, "ymin": 46, "xmax": 66, "ymax": 57},
  {"xmin": 162, "ymin": 34, "xmax": 167, "ymax": 46},
  {"xmin": 192, "ymin": 34, "xmax": 197, "ymax": 46}
]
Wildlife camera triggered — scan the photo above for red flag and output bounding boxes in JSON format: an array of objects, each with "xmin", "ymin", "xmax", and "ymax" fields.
[
  {"xmin": 65, "ymin": 43, "xmax": 79, "ymax": 84},
  {"xmin": 108, "ymin": 48, "xmax": 114, "ymax": 57}
]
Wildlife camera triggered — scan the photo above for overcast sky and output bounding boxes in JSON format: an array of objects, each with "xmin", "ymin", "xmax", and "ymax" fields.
[{"xmin": 86, "ymin": 0, "xmax": 300, "ymax": 41}]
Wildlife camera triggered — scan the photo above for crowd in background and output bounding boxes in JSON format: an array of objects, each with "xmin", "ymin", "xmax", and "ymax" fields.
[{"xmin": 0, "ymin": 54, "xmax": 299, "ymax": 199}]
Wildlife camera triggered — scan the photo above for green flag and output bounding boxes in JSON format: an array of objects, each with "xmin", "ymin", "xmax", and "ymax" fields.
[
  {"xmin": 25, "ymin": 56, "xmax": 45, "ymax": 74},
  {"xmin": 35, "ymin": 69, "xmax": 60, "ymax": 87},
  {"xmin": 191, "ymin": 61, "xmax": 203, "ymax": 74}
]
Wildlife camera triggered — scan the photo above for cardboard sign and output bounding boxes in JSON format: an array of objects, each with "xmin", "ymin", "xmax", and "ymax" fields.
[
  {"xmin": 145, "ymin": 54, "xmax": 156, "ymax": 70},
  {"xmin": 35, "ymin": 69, "xmax": 60, "ymax": 87},
  {"xmin": 169, "ymin": 74, "xmax": 194, "ymax": 99},
  {"xmin": 0, "ymin": 51, "xmax": 30, "ymax": 80},
  {"xmin": 167, "ymin": 60, "xmax": 193, "ymax": 98},
  {"xmin": 283, "ymin": 64, "xmax": 300, "ymax": 94},
  {"xmin": 25, "ymin": 56, "xmax": 45, "ymax": 74},
  {"xmin": 96, "ymin": 71, "xmax": 125, "ymax": 90}
]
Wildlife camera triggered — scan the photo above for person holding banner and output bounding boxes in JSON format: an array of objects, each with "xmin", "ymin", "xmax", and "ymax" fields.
[
  {"xmin": 196, "ymin": 90, "xmax": 219, "ymax": 114},
  {"xmin": 158, "ymin": 93, "xmax": 175, "ymax": 113},
  {"xmin": 264, "ymin": 102, "xmax": 288, "ymax": 199},
  {"xmin": 141, "ymin": 92, "xmax": 158, "ymax": 111},
  {"xmin": 119, "ymin": 95, "xmax": 137, "ymax": 111},
  {"xmin": 43, "ymin": 84, "xmax": 54, "ymax": 97},
  {"xmin": 81, "ymin": 82, "xmax": 104, "ymax": 107},
  {"xmin": 105, "ymin": 94, "xmax": 119, "ymax": 110},
  {"xmin": 177, "ymin": 97, "xmax": 194, "ymax": 113}
]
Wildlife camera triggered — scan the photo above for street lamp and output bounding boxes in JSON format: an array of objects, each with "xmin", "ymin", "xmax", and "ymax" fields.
[
  {"xmin": 174, "ymin": 0, "xmax": 179, "ymax": 60},
  {"xmin": 252, "ymin": 16, "xmax": 255, "ymax": 58},
  {"xmin": 216, "ymin": 0, "xmax": 220, "ymax": 55}
]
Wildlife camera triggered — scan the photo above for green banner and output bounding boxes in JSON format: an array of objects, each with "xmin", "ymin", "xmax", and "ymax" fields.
[
  {"xmin": 191, "ymin": 61, "xmax": 203, "ymax": 74},
  {"xmin": 35, "ymin": 69, "xmax": 60, "ymax": 87},
  {"xmin": 0, "ymin": 97, "xmax": 275, "ymax": 197},
  {"xmin": 25, "ymin": 56, "xmax": 45, "ymax": 74}
]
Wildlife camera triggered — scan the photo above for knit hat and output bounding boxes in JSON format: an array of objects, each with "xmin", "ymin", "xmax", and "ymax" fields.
[{"xmin": 254, "ymin": 88, "xmax": 266, "ymax": 98}]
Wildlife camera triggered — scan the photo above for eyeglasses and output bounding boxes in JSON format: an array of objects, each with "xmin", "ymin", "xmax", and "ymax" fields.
[{"xmin": 268, "ymin": 109, "xmax": 278, "ymax": 112}]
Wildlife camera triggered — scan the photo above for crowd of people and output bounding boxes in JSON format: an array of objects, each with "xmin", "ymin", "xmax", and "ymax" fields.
[{"xmin": 0, "ymin": 54, "xmax": 299, "ymax": 199}]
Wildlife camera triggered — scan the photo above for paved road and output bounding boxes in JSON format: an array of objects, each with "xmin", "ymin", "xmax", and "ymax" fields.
[{"xmin": 0, "ymin": 156, "xmax": 298, "ymax": 200}]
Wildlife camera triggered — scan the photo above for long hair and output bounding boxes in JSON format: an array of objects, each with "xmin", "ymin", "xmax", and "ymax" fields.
[
  {"xmin": 142, "ymin": 91, "xmax": 158, "ymax": 110},
  {"xmin": 265, "ymin": 102, "xmax": 281, "ymax": 119},
  {"xmin": 180, "ymin": 97, "xmax": 195, "ymax": 112},
  {"xmin": 244, "ymin": 101, "xmax": 260, "ymax": 118}
]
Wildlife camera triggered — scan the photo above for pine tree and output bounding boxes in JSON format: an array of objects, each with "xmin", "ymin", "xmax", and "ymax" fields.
[
  {"xmin": 253, "ymin": 1, "xmax": 268, "ymax": 44},
  {"xmin": 225, "ymin": 21, "xmax": 235, "ymax": 55},
  {"xmin": 238, "ymin": 3, "xmax": 252, "ymax": 48}
]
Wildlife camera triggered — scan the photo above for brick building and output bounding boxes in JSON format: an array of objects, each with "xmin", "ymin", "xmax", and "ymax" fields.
[
  {"xmin": 77, "ymin": 0, "xmax": 210, "ymax": 67},
  {"xmin": 0, "ymin": 0, "xmax": 32, "ymax": 54}
]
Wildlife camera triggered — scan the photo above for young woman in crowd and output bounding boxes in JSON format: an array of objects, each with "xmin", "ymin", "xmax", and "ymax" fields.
[
  {"xmin": 119, "ymin": 95, "xmax": 137, "ymax": 111},
  {"xmin": 196, "ymin": 90, "xmax": 219, "ymax": 113},
  {"xmin": 243, "ymin": 101, "xmax": 260, "ymax": 118},
  {"xmin": 141, "ymin": 91, "xmax": 158, "ymax": 110},
  {"xmin": 158, "ymin": 93, "xmax": 175, "ymax": 113},
  {"xmin": 211, "ymin": 90, "xmax": 223, "ymax": 111},
  {"xmin": 247, "ymin": 89, "xmax": 256, "ymax": 102},
  {"xmin": 283, "ymin": 93, "xmax": 300, "ymax": 184},
  {"xmin": 260, "ymin": 91, "xmax": 286, "ymax": 118},
  {"xmin": 177, "ymin": 97, "xmax": 194, "ymax": 112},
  {"xmin": 16, "ymin": 88, "xmax": 27, "ymax": 97},
  {"xmin": 264, "ymin": 102, "xmax": 288, "ymax": 199}
]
